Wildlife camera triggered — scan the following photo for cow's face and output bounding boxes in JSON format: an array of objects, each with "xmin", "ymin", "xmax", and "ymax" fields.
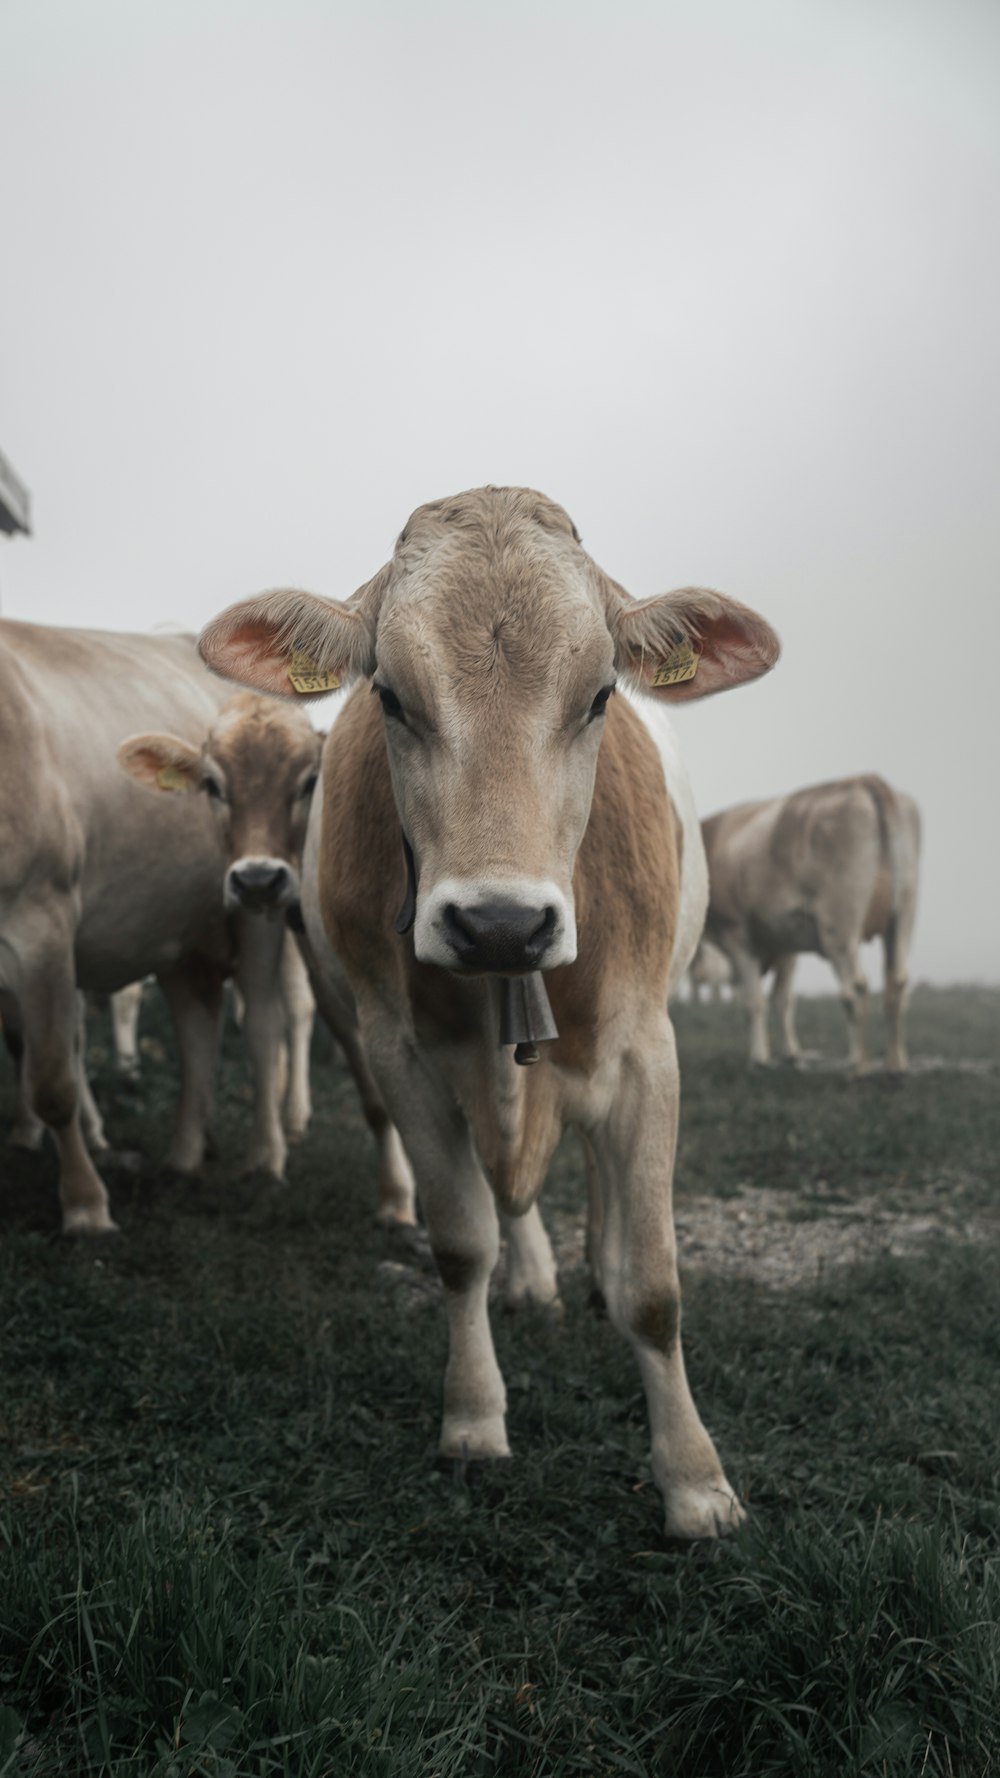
[
  {"xmin": 119, "ymin": 694, "xmax": 321, "ymax": 916},
  {"xmin": 198, "ymin": 487, "xmax": 780, "ymax": 972}
]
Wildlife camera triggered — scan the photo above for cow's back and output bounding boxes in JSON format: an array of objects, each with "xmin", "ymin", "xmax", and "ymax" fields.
[
  {"xmin": 704, "ymin": 776, "xmax": 909, "ymax": 963},
  {"xmin": 0, "ymin": 622, "xmax": 231, "ymax": 988}
]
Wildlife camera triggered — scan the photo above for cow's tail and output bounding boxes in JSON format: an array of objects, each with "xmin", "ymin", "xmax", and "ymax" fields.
[{"xmin": 861, "ymin": 775, "xmax": 921, "ymax": 973}]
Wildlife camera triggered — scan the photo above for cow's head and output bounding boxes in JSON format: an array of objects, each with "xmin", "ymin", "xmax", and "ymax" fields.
[
  {"xmin": 119, "ymin": 693, "xmax": 322, "ymax": 916},
  {"xmin": 198, "ymin": 488, "xmax": 779, "ymax": 971}
]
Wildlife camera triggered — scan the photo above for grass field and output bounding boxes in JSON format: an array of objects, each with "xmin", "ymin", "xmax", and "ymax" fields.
[{"xmin": 1, "ymin": 984, "xmax": 998, "ymax": 1776}]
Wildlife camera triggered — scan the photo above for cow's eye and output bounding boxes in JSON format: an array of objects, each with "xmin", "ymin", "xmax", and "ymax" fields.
[
  {"xmin": 202, "ymin": 776, "xmax": 225, "ymax": 800},
  {"xmin": 299, "ymin": 771, "xmax": 319, "ymax": 798},
  {"xmin": 589, "ymin": 684, "xmax": 616, "ymax": 720},
  {"xmin": 374, "ymin": 682, "xmax": 405, "ymax": 723}
]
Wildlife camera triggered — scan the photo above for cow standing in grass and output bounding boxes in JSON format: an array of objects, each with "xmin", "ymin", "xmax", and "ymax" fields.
[
  {"xmin": 702, "ymin": 776, "xmax": 921, "ymax": 1071},
  {"xmin": 120, "ymin": 693, "xmax": 415, "ymax": 1220},
  {"xmin": 200, "ymin": 486, "xmax": 779, "ymax": 1540},
  {"xmin": 0, "ymin": 622, "xmax": 236, "ymax": 1233}
]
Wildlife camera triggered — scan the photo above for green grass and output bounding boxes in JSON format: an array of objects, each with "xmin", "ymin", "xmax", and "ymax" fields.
[{"xmin": 1, "ymin": 985, "xmax": 998, "ymax": 1776}]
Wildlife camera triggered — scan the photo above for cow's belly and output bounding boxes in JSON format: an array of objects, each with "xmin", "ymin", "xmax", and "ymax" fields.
[
  {"xmin": 73, "ymin": 831, "xmax": 227, "ymax": 990},
  {"xmin": 746, "ymin": 904, "xmax": 822, "ymax": 965}
]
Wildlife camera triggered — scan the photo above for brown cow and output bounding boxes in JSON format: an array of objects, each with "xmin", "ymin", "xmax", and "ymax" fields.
[
  {"xmin": 702, "ymin": 775, "xmax": 921, "ymax": 1069},
  {"xmin": 199, "ymin": 486, "xmax": 780, "ymax": 1539}
]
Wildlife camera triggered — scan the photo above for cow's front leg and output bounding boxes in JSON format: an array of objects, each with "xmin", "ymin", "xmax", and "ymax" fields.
[
  {"xmin": 279, "ymin": 937, "xmax": 314, "ymax": 1142},
  {"xmin": 234, "ymin": 920, "xmax": 288, "ymax": 1177},
  {"xmin": 589, "ymin": 1020, "xmax": 744, "ymax": 1540},
  {"xmin": 158, "ymin": 961, "xmax": 224, "ymax": 1172},
  {"xmin": 361, "ymin": 1012, "xmax": 507, "ymax": 1458}
]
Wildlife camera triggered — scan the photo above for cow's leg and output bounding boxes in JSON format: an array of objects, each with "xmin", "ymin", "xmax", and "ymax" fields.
[
  {"xmin": 360, "ymin": 1015, "xmax": 506, "ymax": 1456},
  {"xmin": 825, "ymin": 939, "xmax": 869, "ymax": 1071},
  {"xmin": 500, "ymin": 1205, "xmax": 560, "ymax": 1308},
  {"xmin": 110, "ymin": 981, "xmax": 143, "ymax": 1080},
  {"xmin": 771, "ymin": 955, "xmax": 801, "ymax": 1063},
  {"xmin": 732, "ymin": 949, "xmax": 769, "ymax": 1065},
  {"xmin": 280, "ymin": 938, "xmax": 314, "ymax": 1142},
  {"xmin": 75, "ymin": 995, "xmax": 109, "ymax": 1154},
  {"xmin": 158, "ymin": 962, "xmax": 224, "ymax": 1172},
  {"xmin": 233, "ymin": 922, "xmax": 288, "ymax": 1177},
  {"xmin": 2, "ymin": 996, "xmax": 45, "ymax": 1150},
  {"xmin": 17, "ymin": 948, "xmax": 116, "ymax": 1233},
  {"xmin": 883, "ymin": 902, "xmax": 916, "ymax": 1074},
  {"xmin": 589, "ymin": 1021, "xmax": 744, "ymax": 1540},
  {"xmin": 305, "ymin": 963, "xmax": 416, "ymax": 1225}
]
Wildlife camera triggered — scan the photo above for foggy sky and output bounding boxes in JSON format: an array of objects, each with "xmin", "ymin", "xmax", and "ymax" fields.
[{"xmin": 2, "ymin": 0, "xmax": 998, "ymax": 989}]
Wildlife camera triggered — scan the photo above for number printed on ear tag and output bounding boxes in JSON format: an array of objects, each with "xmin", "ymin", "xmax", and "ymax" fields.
[
  {"xmin": 287, "ymin": 646, "xmax": 341, "ymax": 695},
  {"xmin": 651, "ymin": 639, "xmax": 701, "ymax": 688}
]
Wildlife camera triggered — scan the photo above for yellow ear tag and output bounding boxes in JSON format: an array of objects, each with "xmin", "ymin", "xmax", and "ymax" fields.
[
  {"xmin": 651, "ymin": 638, "xmax": 701, "ymax": 688},
  {"xmin": 287, "ymin": 646, "xmax": 341, "ymax": 696},
  {"xmin": 156, "ymin": 762, "xmax": 192, "ymax": 792}
]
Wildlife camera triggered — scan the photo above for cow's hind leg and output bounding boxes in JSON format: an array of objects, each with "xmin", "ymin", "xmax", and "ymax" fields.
[
  {"xmin": 74, "ymin": 996, "xmax": 109, "ymax": 1154},
  {"xmin": 501, "ymin": 1205, "xmax": 559, "ymax": 1309},
  {"xmin": 158, "ymin": 961, "xmax": 225, "ymax": 1172},
  {"xmin": 589, "ymin": 1020, "xmax": 744, "ymax": 1540},
  {"xmin": 307, "ymin": 962, "xmax": 416, "ymax": 1225},
  {"xmin": 15, "ymin": 944, "xmax": 117, "ymax": 1233},
  {"xmin": 110, "ymin": 981, "xmax": 143, "ymax": 1080},
  {"xmin": 883, "ymin": 890, "xmax": 917, "ymax": 1074},
  {"xmin": 771, "ymin": 955, "xmax": 801, "ymax": 1063},
  {"xmin": 824, "ymin": 935, "xmax": 869, "ymax": 1071},
  {"xmin": 732, "ymin": 947, "xmax": 769, "ymax": 1066}
]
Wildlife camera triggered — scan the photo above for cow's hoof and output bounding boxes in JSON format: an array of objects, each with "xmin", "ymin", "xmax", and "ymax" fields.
[
  {"xmin": 779, "ymin": 1053, "xmax": 804, "ymax": 1070},
  {"xmin": 61, "ymin": 1207, "xmax": 120, "ymax": 1238},
  {"xmin": 374, "ymin": 1202, "xmax": 419, "ymax": 1230},
  {"xmin": 439, "ymin": 1417, "xmax": 510, "ymax": 1464},
  {"xmin": 503, "ymin": 1286, "xmax": 564, "ymax": 1319},
  {"xmin": 662, "ymin": 1483, "xmax": 746, "ymax": 1543}
]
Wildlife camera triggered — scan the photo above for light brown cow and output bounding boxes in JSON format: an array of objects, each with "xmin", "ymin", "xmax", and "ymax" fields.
[
  {"xmin": 120, "ymin": 693, "xmax": 416, "ymax": 1219},
  {"xmin": 702, "ymin": 776, "xmax": 921, "ymax": 1070},
  {"xmin": 0, "ymin": 620, "xmax": 234, "ymax": 1232},
  {"xmin": 199, "ymin": 485, "xmax": 780, "ymax": 1540}
]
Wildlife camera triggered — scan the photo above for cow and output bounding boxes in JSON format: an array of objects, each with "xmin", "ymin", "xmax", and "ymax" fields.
[
  {"xmin": 198, "ymin": 485, "xmax": 780, "ymax": 1540},
  {"xmin": 701, "ymin": 776, "xmax": 921, "ymax": 1070},
  {"xmin": 119, "ymin": 693, "xmax": 416, "ymax": 1221},
  {"xmin": 0, "ymin": 620, "xmax": 244, "ymax": 1232}
]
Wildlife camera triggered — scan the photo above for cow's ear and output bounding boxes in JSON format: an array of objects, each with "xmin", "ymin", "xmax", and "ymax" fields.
[
  {"xmin": 198, "ymin": 575, "xmax": 387, "ymax": 700},
  {"xmin": 603, "ymin": 579, "xmax": 780, "ymax": 702},
  {"xmin": 119, "ymin": 734, "xmax": 200, "ymax": 793}
]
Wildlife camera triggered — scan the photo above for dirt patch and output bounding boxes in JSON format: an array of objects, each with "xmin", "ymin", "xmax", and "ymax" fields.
[{"xmin": 377, "ymin": 1180, "xmax": 1000, "ymax": 1306}]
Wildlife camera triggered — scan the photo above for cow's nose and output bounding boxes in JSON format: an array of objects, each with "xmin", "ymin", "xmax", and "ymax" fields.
[
  {"xmin": 442, "ymin": 899, "xmax": 557, "ymax": 972},
  {"xmin": 228, "ymin": 861, "xmax": 290, "ymax": 905}
]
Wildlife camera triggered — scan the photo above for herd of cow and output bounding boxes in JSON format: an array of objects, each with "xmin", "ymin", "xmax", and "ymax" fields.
[{"xmin": 0, "ymin": 485, "xmax": 920, "ymax": 1541}]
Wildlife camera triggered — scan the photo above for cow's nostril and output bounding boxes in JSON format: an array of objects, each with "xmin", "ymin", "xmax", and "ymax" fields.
[
  {"xmin": 229, "ymin": 862, "xmax": 290, "ymax": 904},
  {"xmin": 442, "ymin": 899, "xmax": 557, "ymax": 971}
]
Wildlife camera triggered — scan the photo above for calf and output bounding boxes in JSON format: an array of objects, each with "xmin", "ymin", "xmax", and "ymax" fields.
[
  {"xmin": 120, "ymin": 694, "xmax": 415, "ymax": 1218},
  {"xmin": 702, "ymin": 775, "xmax": 921, "ymax": 1069},
  {"xmin": 119, "ymin": 693, "xmax": 321, "ymax": 1179},
  {"xmin": 199, "ymin": 485, "xmax": 780, "ymax": 1539}
]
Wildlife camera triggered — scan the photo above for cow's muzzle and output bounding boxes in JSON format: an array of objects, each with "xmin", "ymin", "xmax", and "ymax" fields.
[
  {"xmin": 225, "ymin": 857, "xmax": 296, "ymax": 914},
  {"xmin": 442, "ymin": 899, "xmax": 557, "ymax": 973}
]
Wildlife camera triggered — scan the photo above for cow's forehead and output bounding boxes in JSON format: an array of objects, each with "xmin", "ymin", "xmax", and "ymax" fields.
[
  {"xmin": 209, "ymin": 693, "xmax": 317, "ymax": 762},
  {"xmin": 377, "ymin": 487, "xmax": 611, "ymax": 692}
]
